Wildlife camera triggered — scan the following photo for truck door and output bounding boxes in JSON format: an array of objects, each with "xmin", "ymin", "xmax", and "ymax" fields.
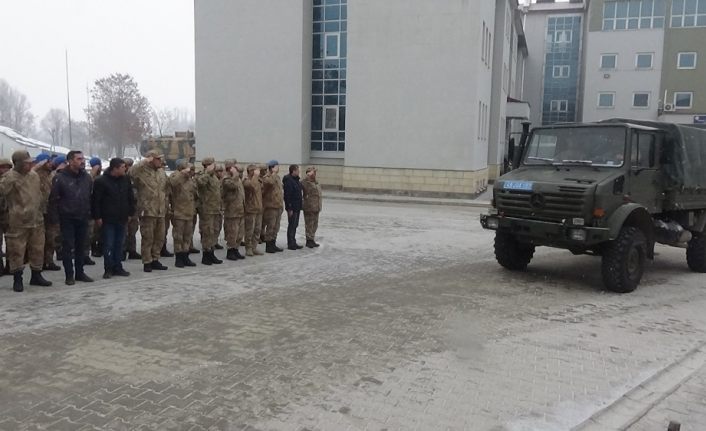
[{"xmin": 628, "ymin": 131, "xmax": 664, "ymax": 213}]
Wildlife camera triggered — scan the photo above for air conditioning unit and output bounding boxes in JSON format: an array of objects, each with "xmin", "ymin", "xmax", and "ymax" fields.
[{"xmin": 663, "ymin": 103, "xmax": 675, "ymax": 112}]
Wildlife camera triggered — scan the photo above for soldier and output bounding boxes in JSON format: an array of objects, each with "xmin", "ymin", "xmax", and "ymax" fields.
[
  {"xmin": 85, "ymin": 157, "xmax": 102, "ymax": 263},
  {"xmin": 257, "ymin": 163, "xmax": 267, "ymax": 245},
  {"xmin": 302, "ymin": 166, "xmax": 322, "ymax": 248},
  {"xmin": 130, "ymin": 150, "xmax": 169, "ymax": 272},
  {"xmin": 0, "ymin": 150, "xmax": 53, "ymax": 291},
  {"xmin": 123, "ymin": 158, "xmax": 141, "ymax": 260},
  {"xmin": 160, "ymin": 163, "xmax": 174, "ymax": 259},
  {"xmin": 214, "ymin": 164, "xmax": 225, "ymax": 251},
  {"xmin": 196, "ymin": 157, "xmax": 223, "ymax": 265},
  {"xmin": 221, "ymin": 160, "xmax": 246, "ymax": 261},
  {"xmin": 0, "ymin": 158, "xmax": 13, "ymax": 275},
  {"xmin": 283, "ymin": 164, "xmax": 304, "ymax": 250},
  {"xmin": 188, "ymin": 164, "xmax": 200, "ymax": 255},
  {"xmin": 262, "ymin": 160, "xmax": 284, "ymax": 253},
  {"xmin": 33, "ymin": 154, "xmax": 62, "ymax": 271},
  {"xmin": 169, "ymin": 159, "xmax": 198, "ymax": 268},
  {"xmin": 243, "ymin": 164, "xmax": 264, "ymax": 256},
  {"xmin": 51, "ymin": 155, "xmax": 67, "ymax": 262}
]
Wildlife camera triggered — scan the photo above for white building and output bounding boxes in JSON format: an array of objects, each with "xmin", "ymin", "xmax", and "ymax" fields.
[{"xmin": 195, "ymin": 0, "xmax": 528, "ymax": 197}]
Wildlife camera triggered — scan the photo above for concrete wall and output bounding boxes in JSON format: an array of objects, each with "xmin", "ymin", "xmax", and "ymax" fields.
[
  {"xmin": 523, "ymin": 11, "xmax": 549, "ymax": 126},
  {"xmin": 344, "ymin": 0, "xmax": 493, "ymax": 172},
  {"xmin": 194, "ymin": 0, "xmax": 311, "ymax": 164},
  {"xmin": 661, "ymin": 27, "xmax": 706, "ymax": 115}
]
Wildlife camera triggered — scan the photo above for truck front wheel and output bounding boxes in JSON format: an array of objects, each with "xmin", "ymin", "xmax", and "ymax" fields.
[
  {"xmin": 687, "ymin": 233, "xmax": 706, "ymax": 272},
  {"xmin": 601, "ymin": 226, "xmax": 646, "ymax": 293},
  {"xmin": 494, "ymin": 232, "xmax": 535, "ymax": 271}
]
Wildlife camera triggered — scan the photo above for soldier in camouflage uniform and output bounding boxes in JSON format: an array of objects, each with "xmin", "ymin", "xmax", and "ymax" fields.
[
  {"xmin": 0, "ymin": 158, "xmax": 12, "ymax": 275},
  {"xmin": 82, "ymin": 157, "xmax": 102, "ymax": 264},
  {"xmin": 130, "ymin": 150, "xmax": 169, "ymax": 272},
  {"xmin": 243, "ymin": 164, "xmax": 264, "ymax": 257},
  {"xmin": 160, "ymin": 164, "xmax": 174, "ymax": 259},
  {"xmin": 257, "ymin": 164, "xmax": 267, "ymax": 244},
  {"xmin": 214, "ymin": 164, "xmax": 226, "ymax": 250},
  {"xmin": 169, "ymin": 159, "xmax": 198, "ymax": 268},
  {"xmin": 0, "ymin": 150, "xmax": 53, "ymax": 292},
  {"xmin": 262, "ymin": 160, "xmax": 284, "ymax": 253},
  {"xmin": 221, "ymin": 160, "xmax": 246, "ymax": 261},
  {"xmin": 302, "ymin": 166, "xmax": 322, "ymax": 248},
  {"xmin": 196, "ymin": 157, "xmax": 223, "ymax": 265},
  {"xmin": 123, "ymin": 158, "xmax": 141, "ymax": 260},
  {"xmin": 32, "ymin": 154, "xmax": 62, "ymax": 271}
]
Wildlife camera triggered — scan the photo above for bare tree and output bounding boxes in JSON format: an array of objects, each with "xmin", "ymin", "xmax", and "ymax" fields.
[
  {"xmin": 86, "ymin": 73, "xmax": 151, "ymax": 158},
  {"xmin": 40, "ymin": 108, "xmax": 68, "ymax": 147},
  {"xmin": 0, "ymin": 79, "xmax": 36, "ymax": 136},
  {"xmin": 151, "ymin": 107, "xmax": 176, "ymax": 137}
]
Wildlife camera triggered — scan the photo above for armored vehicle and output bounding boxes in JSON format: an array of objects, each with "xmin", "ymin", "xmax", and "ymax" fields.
[
  {"xmin": 480, "ymin": 119, "xmax": 706, "ymax": 293},
  {"xmin": 140, "ymin": 131, "xmax": 195, "ymax": 170}
]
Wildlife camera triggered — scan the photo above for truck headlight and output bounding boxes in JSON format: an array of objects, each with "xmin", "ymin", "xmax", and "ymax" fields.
[
  {"xmin": 569, "ymin": 229, "xmax": 587, "ymax": 241},
  {"xmin": 486, "ymin": 217, "xmax": 500, "ymax": 230}
]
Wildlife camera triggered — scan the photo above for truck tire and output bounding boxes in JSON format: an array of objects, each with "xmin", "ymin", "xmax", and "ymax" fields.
[
  {"xmin": 601, "ymin": 226, "xmax": 646, "ymax": 293},
  {"xmin": 494, "ymin": 231, "xmax": 535, "ymax": 271},
  {"xmin": 687, "ymin": 234, "xmax": 706, "ymax": 272}
]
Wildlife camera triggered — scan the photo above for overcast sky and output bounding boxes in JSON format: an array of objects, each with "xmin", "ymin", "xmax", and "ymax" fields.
[{"xmin": 0, "ymin": 0, "xmax": 194, "ymax": 122}]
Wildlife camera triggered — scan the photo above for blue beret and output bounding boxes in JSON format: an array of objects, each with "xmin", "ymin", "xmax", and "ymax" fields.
[
  {"xmin": 267, "ymin": 160, "xmax": 279, "ymax": 168},
  {"xmin": 54, "ymin": 155, "xmax": 66, "ymax": 165},
  {"xmin": 34, "ymin": 153, "xmax": 51, "ymax": 163},
  {"xmin": 89, "ymin": 157, "xmax": 102, "ymax": 167}
]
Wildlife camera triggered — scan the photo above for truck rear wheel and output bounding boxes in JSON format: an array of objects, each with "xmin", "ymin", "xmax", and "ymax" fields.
[
  {"xmin": 494, "ymin": 231, "xmax": 535, "ymax": 271},
  {"xmin": 601, "ymin": 226, "xmax": 646, "ymax": 293},
  {"xmin": 687, "ymin": 233, "xmax": 706, "ymax": 272}
]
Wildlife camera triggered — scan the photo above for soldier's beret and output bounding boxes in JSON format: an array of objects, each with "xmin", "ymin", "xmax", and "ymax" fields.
[
  {"xmin": 305, "ymin": 166, "xmax": 317, "ymax": 173},
  {"xmin": 11, "ymin": 150, "xmax": 32, "ymax": 165},
  {"xmin": 202, "ymin": 157, "xmax": 215, "ymax": 166},
  {"xmin": 0, "ymin": 158, "xmax": 12, "ymax": 167},
  {"xmin": 145, "ymin": 150, "xmax": 164, "ymax": 159}
]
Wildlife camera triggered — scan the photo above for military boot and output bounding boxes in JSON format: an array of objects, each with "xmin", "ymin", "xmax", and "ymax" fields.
[
  {"xmin": 265, "ymin": 241, "xmax": 277, "ymax": 254},
  {"xmin": 128, "ymin": 251, "xmax": 142, "ymax": 260},
  {"xmin": 160, "ymin": 245, "xmax": 174, "ymax": 258},
  {"xmin": 245, "ymin": 248, "xmax": 254, "ymax": 257},
  {"xmin": 235, "ymin": 249, "xmax": 245, "ymax": 260},
  {"xmin": 30, "ymin": 270, "xmax": 53, "ymax": 287},
  {"xmin": 151, "ymin": 260, "xmax": 168, "ymax": 270},
  {"xmin": 226, "ymin": 248, "xmax": 239, "ymax": 261},
  {"xmin": 306, "ymin": 240, "xmax": 320, "ymax": 248},
  {"xmin": 183, "ymin": 253, "xmax": 197, "ymax": 267},
  {"xmin": 175, "ymin": 253, "xmax": 185, "ymax": 268},
  {"xmin": 189, "ymin": 247, "xmax": 200, "ymax": 254},
  {"xmin": 211, "ymin": 251, "xmax": 223, "ymax": 265},
  {"xmin": 43, "ymin": 262, "xmax": 62, "ymax": 271},
  {"xmin": 201, "ymin": 251, "xmax": 213, "ymax": 265},
  {"xmin": 214, "ymin": 243, "xmax": 224, "ymax": 250},
  {"xmin": 13, "ymin": 271, "xmax": 24, "ymax": 292},
  {"xmin": 274, "ymin": 243, "xmax": 284, "ymax": 253}
]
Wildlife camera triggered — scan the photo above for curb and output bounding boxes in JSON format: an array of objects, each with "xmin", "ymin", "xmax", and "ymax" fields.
[{"xmin": 325, "ymin": 194, "xmax": 491, "ymax": 208}]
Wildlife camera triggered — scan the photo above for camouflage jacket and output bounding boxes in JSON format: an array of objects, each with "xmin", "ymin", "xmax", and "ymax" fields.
[
  {"xmin": 34, "ymin": 164, "xmax": 53, "ymax": 215},
  {"xmin": 243, "ymin": 175, "xmax": 263, "ymax": 214},
  {"xmin": 302, "ymin": 177, "xmax": 322, "ymax": 213},
  {"xmin": 262, "ymin": 173, "xmax": 284, "ymax": 210},
  {"xmin": 0, "ymin": 168, "xmax": 43, "ymax": 228},
  {"xmin": 130, "ymin": 160, "xmax": 168, "ymax": 218},
  {"xmin": 222, "ymin": 174, "xmax": 245, "ymax": 218},
  {"xmin": 169, "ymin": 171, "xmax": 197, "ymax": 220},
  {"xmin": 195, "ymin": 170, "xmax": 221, "ymax": 215}
]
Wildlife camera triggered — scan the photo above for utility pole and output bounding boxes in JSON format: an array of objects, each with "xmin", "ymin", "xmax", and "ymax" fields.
[{"xmin": 65, "ymin": 49, "xmax": 73, "ymax": 147}]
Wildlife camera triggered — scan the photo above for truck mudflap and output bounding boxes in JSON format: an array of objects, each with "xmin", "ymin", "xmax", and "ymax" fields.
[{"xmin": 480, "ymin": 214, "xmax": 611, "ymax": 246}]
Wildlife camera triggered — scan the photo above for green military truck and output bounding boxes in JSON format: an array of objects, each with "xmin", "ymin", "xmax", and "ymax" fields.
[
  {"xmin": 140, "ymin": 131, "xmax": 195, "ymax": 170},
  {"xmin": 480, "ymin": 119, "xmax": 706, "ymax": 293}
]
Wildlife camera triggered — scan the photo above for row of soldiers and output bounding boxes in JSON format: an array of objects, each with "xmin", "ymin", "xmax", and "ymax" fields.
[{"xmin": 0, "ymin": 149, "xmax": 323, "ymax": 292}]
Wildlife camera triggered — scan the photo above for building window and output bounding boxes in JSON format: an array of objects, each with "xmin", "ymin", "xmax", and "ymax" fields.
[
  {"xmin": 601, "ymin": 54, "xmax": 618, "ymax": 69},
  {"xmin": 603, "ymin": 0, "xmax": 666, "ymax": 30},
  {"xmin": 633, "ymin": 92, "xmax": 650, "ymax": 108},
  {"xmin": 636, "ymin": 53, "xmax": 654, "ymax": 69},
  {"xmin": 674, "ymin": 92, "xmax": 694, "ymax": 108},
  {"xmin": 554, "ymin": 30, "xmax": 572, "ymax": 43},
  {"xmin": 678, "ymin": 52, "xmax": 698, "ymax": 69},
  {"xmin": 550, "ymin": 100, "xmax": 569, "ymax": 112},
  {"xmin": 311, "ymin": 0, "xmax": 347, "ymax": 153},
  {"xmin": 671, "ymin": 0, "xmax": 706, "ymax": 27},
  {"xmin": 598, "ymin": 92, "xmax": 616, "ymax": 108},
  {"xmin": 552, "ymin": 65, "xmax": 571, "ymax": 78}
]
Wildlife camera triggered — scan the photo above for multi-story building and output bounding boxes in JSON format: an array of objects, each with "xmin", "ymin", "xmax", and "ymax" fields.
[
  {"xmin": 194, "ymin": 0, "xmax": 529, "ymax": 197},
  {"xmin": 583, "ymin": 0, "xmax": 706, "ymax": 124}
]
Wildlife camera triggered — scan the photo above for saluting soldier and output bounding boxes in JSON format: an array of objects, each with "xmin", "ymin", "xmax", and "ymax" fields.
[
  {"xmin": 123, "ymin": 158, "xmax": 142, "ymax": 260},
  {"xmin": 302, "ymin": 166, "xmax": 322, "ymax": 248},
  {"xmin": 214, "ymin": 164, "xmax": 226, "ymax": 250},
  {"xmin": 169, "ymin": 159, "xmax": 198, "ymax": 268},
  {"xmin": 262, "ymin": 160, "xmax": 284, "ymax": 253},
  {"xmin": 0, "ymin": 158, "xmax": 13, "ymax": 275},
  {"xmin": 221, "ymin": 159, "xmax": 246, "ymax": 261},
  {"xmin": 196, "ymin": 157, "xmax": 223, "ymax": 265},
  {"xmin": 33, "ymin": 154, "xmax": 61, "ymax": 271},
  {"xmin": 243, "ymin": 164, "xmax": 264, "ymax": 256}
]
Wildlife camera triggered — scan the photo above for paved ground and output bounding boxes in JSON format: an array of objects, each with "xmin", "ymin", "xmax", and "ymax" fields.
[{"xmin": 1, "ymin": 199, "xmax": 706, "ymax": 430}]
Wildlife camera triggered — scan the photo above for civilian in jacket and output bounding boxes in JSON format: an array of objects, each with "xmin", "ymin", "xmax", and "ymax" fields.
[
  {"xmin": 49, "ymin": 150, "xmax": 95, "ymax": 285},
  {"xmin": 92, "ymin": 158, "xmax": 136, "ymax": 279},
  {"xmin": 282, "ymin": 164, "xmax": 303, "ymax": 250}
]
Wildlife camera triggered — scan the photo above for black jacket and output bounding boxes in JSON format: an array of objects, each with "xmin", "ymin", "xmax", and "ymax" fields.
[
  {"xmin": 91, "ymin": 170, "xmax": 136, "ymax": 224},
  {"xmin": 49, "ymin": 168, "xmax": 93, "ymax": 221},
  {"xmin": 282, "ymin": 174, "xmax": 303, "ymax": 212}
]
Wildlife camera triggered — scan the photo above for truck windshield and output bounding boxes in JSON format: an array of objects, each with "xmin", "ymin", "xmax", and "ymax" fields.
[{"xmin": 523, "ymin": 126, "xmax": 626, "ymax": 167}]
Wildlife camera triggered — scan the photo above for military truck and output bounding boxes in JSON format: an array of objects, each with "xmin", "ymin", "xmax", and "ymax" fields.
[
  {"xmin": 140, "ymin": 131, "xmax": 195, "ymax": 170},
  {"xmin": 480, "ymin": 119, "xmax": 706, "ymax": 293}
]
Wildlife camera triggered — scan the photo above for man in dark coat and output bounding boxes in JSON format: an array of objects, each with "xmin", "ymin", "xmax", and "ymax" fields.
[
  {"xmin": 282, "ymin": 164, "xmax": 303, "ymax": 250},
  {"xmin": 92, "ymin": 158, "xmax": 136, "ymax": 279}
]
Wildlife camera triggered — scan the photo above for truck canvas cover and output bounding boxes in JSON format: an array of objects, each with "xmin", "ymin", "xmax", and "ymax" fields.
[{"xmin": 601, "ymin": 119, "xmax": 706, "ymax": 189}]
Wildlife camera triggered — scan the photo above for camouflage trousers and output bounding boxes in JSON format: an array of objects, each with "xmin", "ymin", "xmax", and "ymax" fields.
[
  {"xmin": 304, "ymin": 211, "xmax": 320, "ymax": 241},
  {"xmin": 44, "ymin": 219, "xmax": 60, "ymax": 265},
  {"xmin": 124, "ymin": 216, "xmax": 139, "ymax": 253},
  {"xmin": 83, "ymin": 220, "xmax": 95, "ymax": 257},
  {"xmin": 199, "ymin": 213, "xmax": 220, "ymax": 251},
  {"xmin": 163, "ymin": 214, "xmax": 171, "ymax": 246},
  {"xmin": 5, "ymin": 225, "xmax": 45, "ymax": 273},
  {"xmin": 239, "ymin": 218, "xmax": 245, "ymax": 244},
  {"xmin": 216, "ymin": 213, "xmax": 223, "ymax": 243},
  {"xmin": 244, "ymin": 213, "xmax": 262, "ymax": 251},
  {"xmin": 263, "ymin": 208, "xmax": 283, "ymax": 242},
  {"xmin": 224, "ymin": 217, "xmax": 243, "ymax": 249},
  {"xmin": 139, "ymin": 216, "xmax": 165, "ymax": 264},
  {"xmin": 171, "ymin": 218, "xmax": 193, "ymax": 254}
]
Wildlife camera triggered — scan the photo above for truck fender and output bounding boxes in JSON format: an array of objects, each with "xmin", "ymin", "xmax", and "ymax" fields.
[{"xmin": 606, "ymin": 204, "xmax": 655, "ymax": 259}]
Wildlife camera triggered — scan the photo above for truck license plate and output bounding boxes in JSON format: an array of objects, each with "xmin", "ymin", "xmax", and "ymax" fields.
[{"xmin": 503, "ymin": 181, "xmax": 534, "ymax": 191}]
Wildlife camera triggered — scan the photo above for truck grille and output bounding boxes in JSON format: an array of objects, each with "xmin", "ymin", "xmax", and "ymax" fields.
[{"xmin": 496, "ymin": 187, "xmax": 589, "ymax": 221}]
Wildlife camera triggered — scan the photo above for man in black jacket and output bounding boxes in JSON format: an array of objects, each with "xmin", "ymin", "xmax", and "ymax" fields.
[
  {"xmin": 282, "ymin": 164, "xmax": 303, "ymax": 250},
  {"xmin": 49, "ymin": 150, "xmax": 95, "ymax": 285},
  {"xmin": 92, "ymin": 158, "xmax": 136, "ymax": 279}
]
